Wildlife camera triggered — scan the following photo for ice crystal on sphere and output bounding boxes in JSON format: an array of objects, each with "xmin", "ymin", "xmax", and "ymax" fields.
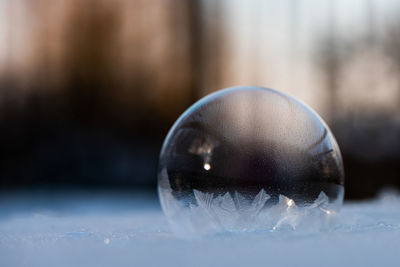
[{"xmin": 158, "ymin": 86, "xmax": 344, "ymax": 236}]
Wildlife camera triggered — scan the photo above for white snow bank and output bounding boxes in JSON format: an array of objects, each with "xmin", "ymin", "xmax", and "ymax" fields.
[{"xmin": 0, "ymin": 190, "xmax": 399, "ymax": 267}]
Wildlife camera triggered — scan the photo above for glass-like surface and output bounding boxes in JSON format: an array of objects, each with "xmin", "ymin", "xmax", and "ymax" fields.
[{"xmin": 158, "ymin": 87, "xmax": 344, "ymax": 235}]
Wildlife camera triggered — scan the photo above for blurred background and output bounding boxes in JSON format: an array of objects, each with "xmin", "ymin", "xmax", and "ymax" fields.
[{"xmin": 0, "ymin": 0, "xmax": 399, "ymax": 199}]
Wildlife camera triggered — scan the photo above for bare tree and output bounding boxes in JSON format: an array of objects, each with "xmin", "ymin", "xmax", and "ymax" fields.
[
  {"xmin": 316, "ymin": 1, "xmax": 341, "ymax": 125},
  {"xmin": 383, "ymin": 10, "xmax": 400, "ymax": 107}
]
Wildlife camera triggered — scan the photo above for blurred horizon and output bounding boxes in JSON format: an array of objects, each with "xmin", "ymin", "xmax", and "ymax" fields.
[{"xmin": 0, "ymin": 0, "xmax": 399, "ymax": 199}]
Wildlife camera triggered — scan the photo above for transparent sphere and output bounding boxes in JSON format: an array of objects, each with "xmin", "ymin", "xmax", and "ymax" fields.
[{"xmin": 158, "ymin": 87, "xmax": 344, "ymax": 236}]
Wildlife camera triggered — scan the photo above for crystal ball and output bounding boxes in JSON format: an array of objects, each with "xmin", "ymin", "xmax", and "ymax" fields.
[{"xmin": 158, "ymin": 86, "xmax": 344, "ymax": 235}]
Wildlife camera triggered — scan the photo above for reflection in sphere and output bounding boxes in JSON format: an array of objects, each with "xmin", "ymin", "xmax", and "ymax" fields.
[{"xmin": 158, "ymin": 86, "xmax": 344, "ymax": 236}]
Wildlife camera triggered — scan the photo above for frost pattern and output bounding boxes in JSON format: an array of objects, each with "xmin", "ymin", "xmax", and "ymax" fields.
[
  {"xmin": 159, "ymin": 170, "xmax": 343, "ymax": 236},
  {"xmin": 192, "ymin": 189, "xmax": 270, "ymax": 231}
]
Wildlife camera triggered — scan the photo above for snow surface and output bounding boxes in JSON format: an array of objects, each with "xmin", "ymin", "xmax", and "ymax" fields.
[{"xmin": 1, "ymin": 190, "xmax": 400, "ymax": 267}]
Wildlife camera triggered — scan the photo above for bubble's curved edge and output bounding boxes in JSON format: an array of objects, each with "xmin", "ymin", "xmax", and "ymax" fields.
[
  {"xmin": 157, "ymin": 86, "xmax": 346, "ymax": 237},
  {"xmin": 158, "ymin": 86, "xmax": 345, "ymax": 185}
]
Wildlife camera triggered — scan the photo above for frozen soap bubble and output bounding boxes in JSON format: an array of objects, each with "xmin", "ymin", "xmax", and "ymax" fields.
[{"xmin": 158, "ymin": 86, "xmax": 344, "ymax": 236}]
